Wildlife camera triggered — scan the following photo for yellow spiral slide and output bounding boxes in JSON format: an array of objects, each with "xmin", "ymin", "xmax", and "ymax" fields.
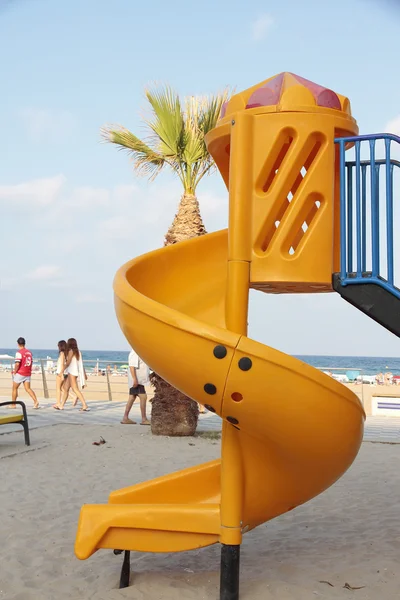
[{"xmin": 75, "ymin": 73, "xmax": 365, "ymax": 599}]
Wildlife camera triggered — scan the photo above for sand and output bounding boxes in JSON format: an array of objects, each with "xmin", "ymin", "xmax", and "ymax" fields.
[{"xmin": 1, "ymin": 423, "xmax": 400, "ymax": 600}]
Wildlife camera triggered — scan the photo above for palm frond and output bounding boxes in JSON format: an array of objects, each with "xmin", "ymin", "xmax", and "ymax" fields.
[
  {"xmin": 198, "ymin": 88, "xmax": 231, "ymax": 136},
  {"xmin": 183, "ymin": 96, "xmax": 208, "ymax": 161},
  {"xmin": 144, "ymin": 86, "xmax": 185, "ymax": 158},
  {"xmin": 101, "ymin": 125, "xmax": 166, "ymax": 180},
  {"xmin": 191, "ymin": 88, "xmax": 232, "ymax": 188}
]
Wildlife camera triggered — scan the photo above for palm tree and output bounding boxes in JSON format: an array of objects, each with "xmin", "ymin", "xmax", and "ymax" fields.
[{"xmin": 102, "ymin": 85, "xmax": 229, "ymax": 436}]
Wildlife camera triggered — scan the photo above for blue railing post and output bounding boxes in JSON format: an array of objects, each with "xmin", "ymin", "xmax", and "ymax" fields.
[
  {"xmin": 385, "ymin": 138, "xmax": 394, "ymax": 285},
  {"xmin": 361, "ymin": 164, "xmax": 367, "ymax": 273},
  {"xmin": 355, "ymin": 142, "xmax": 362, "ymax": 277},
  {"xmin": 369, "ymin": 139, "xmax": 380, "ymax": 278},
  {"xmin": 346, "ymin": 163, "xmax": 353, "ymax": 273},
  {"xmin": 339, "ymin": 139, "xmax": 347, "ymax": 280}
]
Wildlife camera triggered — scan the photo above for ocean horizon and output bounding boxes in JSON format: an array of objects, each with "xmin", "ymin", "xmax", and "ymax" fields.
[{"xmin": 1, "ymin": 348, "xmax": 399, "ymax": 376}]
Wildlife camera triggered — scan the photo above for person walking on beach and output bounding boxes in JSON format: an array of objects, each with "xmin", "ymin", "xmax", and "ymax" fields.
[
  {"xmin": 121, "ymin": 348, "xmax": 150, "ymax": 425},
  {"xmin": 53, "ymin": 340, "xmax": 68, "ymax": 410},
  {"xmin": 11, "ymin": 337, "xmax": 39, "ymax": 409},
  {"xmin": 60, "ymin": 338, "xmax": 89, "ymax": 411}
]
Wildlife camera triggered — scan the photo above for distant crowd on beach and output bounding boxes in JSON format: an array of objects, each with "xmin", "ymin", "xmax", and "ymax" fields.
[
  {"xmin": 42, "ymin": 362, "xmax": 127, "ymax": 377},
  {"xmin": 324, "ymin": 369, "xmax": 400, "ymax": 385},
  {"xmin": 374, "ymin": 371, "xmax": 398, "ymax": 385}
]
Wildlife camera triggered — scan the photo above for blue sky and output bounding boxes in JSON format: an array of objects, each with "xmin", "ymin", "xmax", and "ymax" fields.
[{"xmin": 1, "ymin": 0, "xmax": 400, "ymax": 355}]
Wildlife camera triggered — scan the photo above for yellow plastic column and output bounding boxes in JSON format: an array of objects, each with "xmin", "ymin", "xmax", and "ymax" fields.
[{"xmin": 220, "ymin": 113, "xmax": 252, "ymax": 546}]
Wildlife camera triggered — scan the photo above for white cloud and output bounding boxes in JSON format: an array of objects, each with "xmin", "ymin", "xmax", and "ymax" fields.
[
  {"xmin": 1, "ymin": 265, "xmax": 61, "ymax": 290},
  {"xmin": 45, "ymin": 231, "xmax": 87, "ymax": 255},
  {"xmin": 111, "ymin": 184, "xmax": 139, "ymax": 206},
  {"xmin": 385, "ymin": 115, "xmax": 400, "ymax": 136},
  {"xmin": 0, "ymin": 174, "xmax": 65, "ymax": 207},
  {"xmin": 20, "ymin": 108, "xmax": 77, "ymax": 142},
  {"xmin": 97, "ymin": 215, "xmax": 133, "ymax": 240},
  {"xmin": 69, "ymin": 186, "xmax": 110, "ymax": 208},
  {"xmin": 47, "ymin": 280, "xmax": 76, "ymax": 289},
  {"xmin": 96, "ymin": 182, "xmax": 178, "ymax": 239},
  {"xmin": 58, "ymin": 183, "xmax": 138, "ymax": 219},
  {"xmin": 26, "ymin": 265, "xmax": 61, "ymax": 281},
  {"xmin": 251, "ymin": 14, "xmax": 274, "ymax": 41},
  {"xmin": 75, "ymin": 294, "xmax": 107, "ymax": 304},
  {"xmin": 37, "ymin": 183, "xmax": 139, "ymax": 227}
]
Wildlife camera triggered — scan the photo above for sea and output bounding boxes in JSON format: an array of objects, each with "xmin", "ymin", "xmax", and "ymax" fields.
[{"xmin": 0, "ymin": 349, "xmax": 400, "ymax": 376}]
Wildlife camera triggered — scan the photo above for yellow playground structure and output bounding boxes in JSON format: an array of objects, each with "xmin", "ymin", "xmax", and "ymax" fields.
[{"xmin": 75, "ymin": 72, "xmax": 381, "ymax": 599}]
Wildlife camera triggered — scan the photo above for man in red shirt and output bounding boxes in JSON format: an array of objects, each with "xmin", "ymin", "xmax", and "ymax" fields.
[{"xmin": 12, "ymin": 337, "xmax": 39, "ymax": 409}]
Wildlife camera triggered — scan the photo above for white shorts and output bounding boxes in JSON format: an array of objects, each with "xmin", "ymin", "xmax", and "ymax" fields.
[{"xmin": 13, "ymin": 374, "xmax": 31, "ymax": 384}]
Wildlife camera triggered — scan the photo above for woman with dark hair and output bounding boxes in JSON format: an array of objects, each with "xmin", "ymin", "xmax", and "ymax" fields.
[
  {"xmin": 60, "ymin": 338, "xmax": 89, "ymax": 411},
  {"xmin": 53, "ymin": 340, "xmax": 67, "ymax": 410}
]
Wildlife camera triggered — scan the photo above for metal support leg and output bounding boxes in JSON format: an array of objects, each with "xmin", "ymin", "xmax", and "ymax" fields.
[
  {"xmin": 21, "ymin": 402, "xmax": 30, "ymax": 446},
  {"xmin": 220, "ymin": 544, "xmax": 240, "ymax": 600},
  {"xmin": 22, "ymin": 422, "xmax": 30, "ymax": 446},
  {"xmin": 114, "ymin": 550, "xmax": 131, "ymax": 588}
]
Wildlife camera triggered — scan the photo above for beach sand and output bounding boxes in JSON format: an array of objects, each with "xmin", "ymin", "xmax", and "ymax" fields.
[{"xmin": 1, "ymin": 424, "xmax": 400, "ymax": 599}]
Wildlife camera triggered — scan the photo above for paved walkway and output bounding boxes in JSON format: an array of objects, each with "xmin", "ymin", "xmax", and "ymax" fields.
[
  {"xmin": 0, "ymin": 397, "xmax": 222, "ymax": 435},
  {"xmin": 2, "ymin": 397, "xmax": 400, "ymax": 442}
]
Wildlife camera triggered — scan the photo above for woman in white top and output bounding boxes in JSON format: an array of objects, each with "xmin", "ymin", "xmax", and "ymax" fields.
[
  {"xmin": 60, "ymin": 338, "xmax": 89, "ymax": 411},
  {"xmin": 53, "ymin": 340, "xmax": 68, "ymax": 410}
]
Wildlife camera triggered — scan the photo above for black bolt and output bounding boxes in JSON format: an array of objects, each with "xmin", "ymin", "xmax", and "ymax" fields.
[
  {"xmin": 204, "ymin": 404, "xmax": 216, "ymax": 413},
  {"xmin": 213, "ymin": 345, "xmax": 227, "ymax": 359},
  {"xmin": 227, "ymin": 416, "xmax": 239, "ymax": 425},
  {"xmin": 204, "ymin": 383, "xmax": 217, "ymax": 395},
  {"xmin": 238, "ymin": 357, "xmax": 252, "ymax": 371}
]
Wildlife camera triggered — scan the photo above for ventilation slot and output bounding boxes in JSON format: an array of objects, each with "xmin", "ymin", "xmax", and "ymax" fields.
[
  {"xmin": 259, "ymin": 140, "xmax": 322, "ymax": 253},
  {"xmin": 287, "ymin": 198, "xmax": 322, "ymax": 256},
  {"xmin": 261, "ymin": 199, "xmax": 292, "ymax": 252},
  {"xmin": 289, "ymin": 142, "xmax": 321, "ymax": 200},
  {"xmin": 261, "ymin": 135, "xmax": 294, "ymax": 193}
]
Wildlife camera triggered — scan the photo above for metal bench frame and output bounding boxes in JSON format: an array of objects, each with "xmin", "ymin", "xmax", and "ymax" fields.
[{"xmin": 0, "ymin": 401, "xmax": 30, "ymax": 446}]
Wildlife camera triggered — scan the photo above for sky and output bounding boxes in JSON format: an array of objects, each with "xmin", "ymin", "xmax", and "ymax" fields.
[{"xmin": 1, "ymin": 0, "xmax": 400, "ymax": 356}]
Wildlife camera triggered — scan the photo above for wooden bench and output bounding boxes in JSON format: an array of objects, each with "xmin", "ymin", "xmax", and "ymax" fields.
[{"xmin": 0, "ymin": 401, "xmax": 30, "ymax": 446}]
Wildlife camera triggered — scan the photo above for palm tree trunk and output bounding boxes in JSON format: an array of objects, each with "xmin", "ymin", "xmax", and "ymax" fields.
[
  {"xmin": 150, "ymin": 193, "xmax": 207, "ymax": 436},
  {"xmin": 164, "ymin": 192, "xmax": 206, "ymax": 245}
]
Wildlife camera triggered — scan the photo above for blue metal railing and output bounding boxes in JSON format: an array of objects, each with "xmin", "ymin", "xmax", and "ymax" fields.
[{"xmin": 335, "ymin": 133, "xmax": 400, "ymax": 298}]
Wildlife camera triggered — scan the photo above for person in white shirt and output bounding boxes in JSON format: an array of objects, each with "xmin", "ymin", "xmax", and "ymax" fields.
[{"xmin": 121, "ymin": 349, "xmax": 150, "ymax": 425}]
